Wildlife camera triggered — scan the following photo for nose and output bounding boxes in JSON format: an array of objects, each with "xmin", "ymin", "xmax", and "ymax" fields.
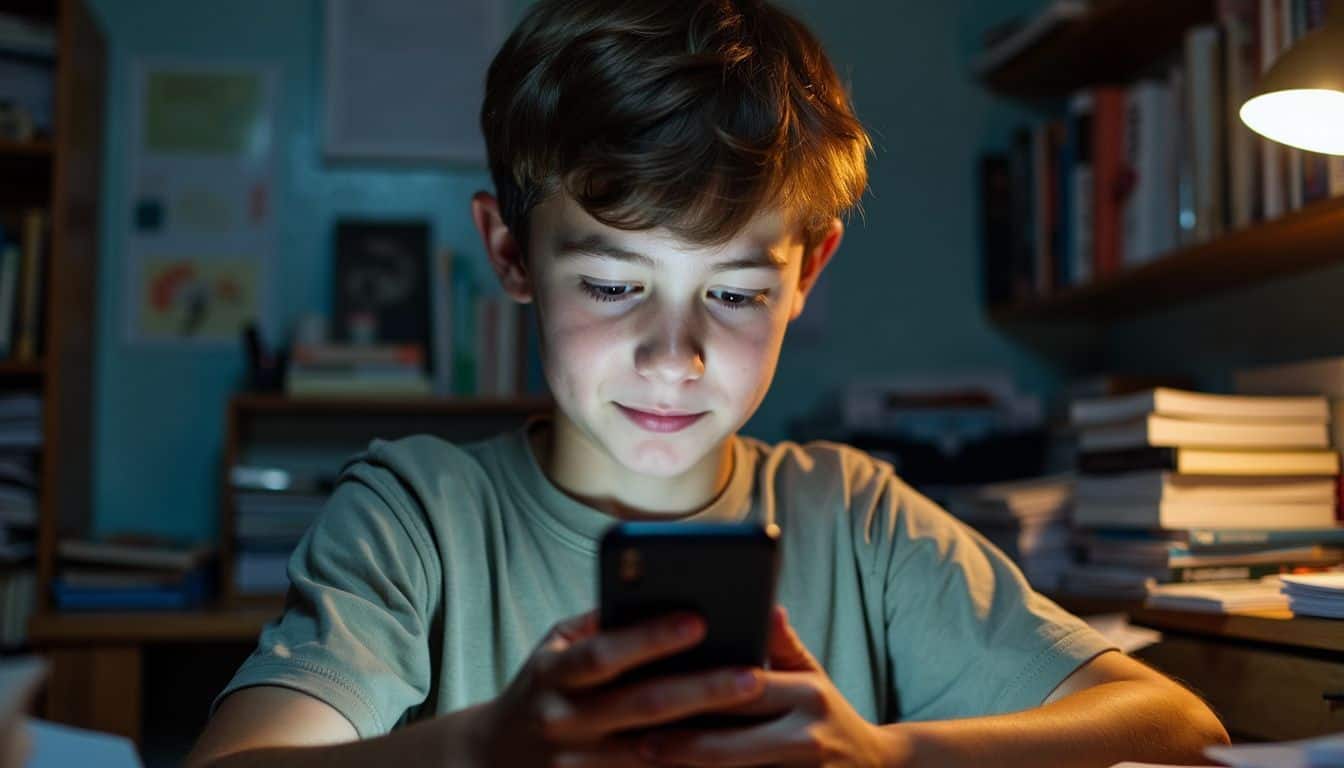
[{"xmin": 634, "ymin": 307, "xmax": 705, "ymax": 386}]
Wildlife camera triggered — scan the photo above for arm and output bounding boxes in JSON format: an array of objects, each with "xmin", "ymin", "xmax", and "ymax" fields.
[
  {"xmin": 185, "ymin": 686, "xmax": 491, "ymax": 768},
  {"xmin": 886, "ymin": 650, "xmax": 1230, "ymax": 768}
]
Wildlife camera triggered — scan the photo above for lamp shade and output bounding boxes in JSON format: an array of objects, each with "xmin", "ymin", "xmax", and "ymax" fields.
[{"xmin": 1239, "ymin": 17, "xmax": 1344, "ymax": 156}]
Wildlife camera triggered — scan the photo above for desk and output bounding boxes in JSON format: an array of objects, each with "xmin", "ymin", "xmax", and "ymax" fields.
[
  {"xmin": 1130, "ymin": 608, "xmax": 1344, "ymax": 741},
  {"xmin": 28, "ymin": 607, "xmax": 277, "ymax": 747}
]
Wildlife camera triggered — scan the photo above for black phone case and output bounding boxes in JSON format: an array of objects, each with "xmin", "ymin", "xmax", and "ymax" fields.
[{"xmin": 598, "ymin": 522, "xmax": 780, "ymax": 728}]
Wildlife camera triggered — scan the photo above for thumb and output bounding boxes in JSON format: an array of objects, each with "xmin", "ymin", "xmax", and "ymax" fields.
[
  {"xmin": 767, "ymin": 605, "xmax": 822, "ymax": 672},
  {"xmin": 543, "ymin": 610, "xmax": 598, "ymax": 652}
]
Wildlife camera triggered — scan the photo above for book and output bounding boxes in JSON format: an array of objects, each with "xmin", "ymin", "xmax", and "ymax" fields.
[
  {"xmin": 1220, "ymin": 0, "xmax": 1263, "ymax": 230},
  {"xmin": 15, "ymin": 209, "xmax": 44, "ymax": 361},
  {"xmin": 431, "ymin": 247, "xmax": 455, "ymax": 395},
  {"xmin": 57, "ymin": 538, "xmax": 214, "ymax": 571},
  {"xmin": 1032, "ymin": 121, "xmax": 1061, "ymax": 296},
  {"xmin": 1121, "ymin": 80, "xmax": 1176, "ymax": 266},
  {"xmin": 1144, "ymin": 576, "xmax": 1290, "ymax": 613},
  {"xmin": 285, "ymin": 370, "xmax": 431, "ymax": 397},
  {"xmin": 1009, "ymin": 128, "xmax": 1036, "ymax": 299},
  {"xmin": 0, "ymin": 246, "xmax": 17, "ymax": 359},
  {"xmin": 1187, "ymin": 526, "xmax": 1344, "ymax": 549},
  {"xmin": 1184, "ymin": 26, "xmax": 1226, "ymax": 242},
  {"xmin": 1073, "ymin": 559, "xmax": 1337, "ymax": 588},
  {"xmin": 1280, "ymin": 571, "xmax": 1344, "ymax": 618},
  {"xmin": 1076, "ymin": 472, "xmax": 1337, "ymax": 504},
  {"xmin": 1079, "ymin": 446, "xmax": 1341, "ymax": 476},
  {"xmin": 1066, "ymin": 92, "xmax": 1094, "ymax": 286},
  {"xmin": 51, "ymin": 566, "xmax": 210, "ymax": 611},
  {"xmin": 291, "ymin": 343, "xmax": 424, "ymax": 368},
  {"xmin": 1074, "ymin": 499, "xmax": 1337, "ymax": 529},
  {"xmin": 1091, "ymin": 87, "xmax": 1126, "ymax": 277},
  {"xmin": 1072, "ymin": 387, "xmax": 1329, "ymax": 426},
  {"xmin": 1259, "ymin": 0, "xmax": 1287, "ymax": 219},
  {"xmin": 1235, "ymin": 356, "xmax": 1344, "ymax": 447},
  {"xmin": 1080, "ymin": 415, "xmax": 1330, "ymax": 452}
]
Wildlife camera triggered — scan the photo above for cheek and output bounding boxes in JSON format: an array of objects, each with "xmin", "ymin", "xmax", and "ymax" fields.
[
  {"xmin": 538, "ymin": 300, "xmax": 626, "ymax": 398},
  {"xmin": 708, "ymin": 312, "xmax": 787, "ymax": 393}
]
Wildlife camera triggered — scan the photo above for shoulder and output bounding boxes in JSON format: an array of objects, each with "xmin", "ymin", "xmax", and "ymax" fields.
[
  {"xmin": 340, "ymin": 433, "xmax": 501, "ymax": 500},
  {"xmin": 744, "ymin": 436, "xmax": 916, "ymax": 507}
]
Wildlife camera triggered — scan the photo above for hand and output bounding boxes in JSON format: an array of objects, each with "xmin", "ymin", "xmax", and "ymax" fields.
[
  {"xmin": 476, "ymin": 610, "xmax": 769, "ymax": 767},
  {"xmin": 637, "ymin": 607, "xmax": 909, "ymax": 767}
]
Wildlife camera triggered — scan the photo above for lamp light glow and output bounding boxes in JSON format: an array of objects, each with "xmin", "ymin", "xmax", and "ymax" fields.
[{"xmin": 1239, "ymin": 5, "xmax": 1344, "ymax": 156}]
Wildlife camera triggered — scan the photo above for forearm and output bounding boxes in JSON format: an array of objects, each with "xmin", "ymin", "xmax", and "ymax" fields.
[
  {"xmin": 193, "ymin": 701, "xmax": 490, "ymax": 768},
  {"xmin": 885, "ymin": 679, "xmax": 1229, "ymax": 768}
]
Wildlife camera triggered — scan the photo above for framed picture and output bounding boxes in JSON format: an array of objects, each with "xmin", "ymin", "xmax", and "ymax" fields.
[
  {"xmin": 332, "ymin": 219, "xmax": 432, "ymax": 358},
  {"xmin": 323, "ymin": 0, "xmax": 508, "ymax": 164}
]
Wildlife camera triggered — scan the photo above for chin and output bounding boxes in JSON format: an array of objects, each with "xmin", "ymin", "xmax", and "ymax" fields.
[{"xmin": 604, "ymin": 421, "xmax": 724, "ymax": 478}]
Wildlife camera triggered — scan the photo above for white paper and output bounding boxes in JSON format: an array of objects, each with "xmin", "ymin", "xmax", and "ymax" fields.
[
  {"xmin": 1206, "ymin": 732, "xmax": 1344, "ymax": 768},
  {"xmin": 24, "ymin": 719, "xmax": 143, "ymax": 768}
]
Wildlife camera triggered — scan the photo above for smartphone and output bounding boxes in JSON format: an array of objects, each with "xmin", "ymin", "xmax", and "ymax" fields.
[{"xmin": 598, "ymin": 521, "xmax": 781, "ymax": 685}]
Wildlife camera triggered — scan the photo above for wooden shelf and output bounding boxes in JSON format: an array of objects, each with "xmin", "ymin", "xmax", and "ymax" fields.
[
  {"xmin": 1130, "ymin": 607, "xmax": 1344, "ymax": 654},
  {"xmin": 28, "ymin": 606, "xmax": 277, "ymax": 645},
  {"xmin": 0, "ymin": 138, "xmax": 53, "ymax": 158},
  {"xmin": 990, "ymin": 196, "xmax": 1344, "ymax": 323},
  {"xmin": 979, "ymin": 0, "xmax": 1217, "ymax": 100},
  {"xmin": 0, "ymin": 358, "xmax": 44, "ymax": 377},
  {"xmin": 233, "ymin": 392, "xmax": 553, "ymax": 417}
]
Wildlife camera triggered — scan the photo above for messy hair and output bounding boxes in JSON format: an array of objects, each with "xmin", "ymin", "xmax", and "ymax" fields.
[{"xmin": 481, "ymin": 0, "xmax": 871, "ymax": 253}]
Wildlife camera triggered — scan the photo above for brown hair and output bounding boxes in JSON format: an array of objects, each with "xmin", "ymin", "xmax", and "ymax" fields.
[{"xmin": 481, "ymin": 0, "xmax": 871, "ymax": 253}]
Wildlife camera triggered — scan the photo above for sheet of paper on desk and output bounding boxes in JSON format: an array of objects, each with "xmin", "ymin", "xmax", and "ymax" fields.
[
  {"xmin": 24, "ymin": 719, "xmax": 143, "ymax": 768},
  {"xmin": 1206, "ymin": 732, "xmax": 1344, "ymax": 768}
]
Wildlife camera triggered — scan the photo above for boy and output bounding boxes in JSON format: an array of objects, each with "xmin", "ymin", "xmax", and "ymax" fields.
[{"xmin": 189, "ymin": 1, "xmax": 1228, "ymax": 766}]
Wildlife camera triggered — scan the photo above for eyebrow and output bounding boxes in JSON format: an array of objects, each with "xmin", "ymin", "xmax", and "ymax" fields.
[{"xmin": 554, "ymin": 234, "xmax": 787, "ymax": 271}]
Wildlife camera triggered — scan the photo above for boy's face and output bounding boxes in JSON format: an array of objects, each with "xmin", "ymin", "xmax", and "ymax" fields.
[{"xmin": 479, "ymin": 192, "xmax": 839, "ymax": 480}]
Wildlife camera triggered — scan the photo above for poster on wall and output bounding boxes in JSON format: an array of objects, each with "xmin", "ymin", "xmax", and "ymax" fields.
[{"xmin": 124, "ymin": 59, "xmax": 279, "ymax": 345}]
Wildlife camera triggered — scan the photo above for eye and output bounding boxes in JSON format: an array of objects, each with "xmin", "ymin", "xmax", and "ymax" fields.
[
  {"xmin": 708, "ymin": 288, "xmax": 767, "ymax": 309},
  {"xmin": 580, "ymin": 279, "xmax": 642, "ymax": 302}
]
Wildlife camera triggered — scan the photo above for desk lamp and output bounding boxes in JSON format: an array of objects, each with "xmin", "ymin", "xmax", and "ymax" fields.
[{"xmin": 1239, "ymin": 1, "xmax": 1344, "ymax": 155}]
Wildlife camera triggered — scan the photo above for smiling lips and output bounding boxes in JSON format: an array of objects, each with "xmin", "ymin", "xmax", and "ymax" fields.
[{"xmin": 616, "ymin": 404, "xmax": 707, "ymax": 433}]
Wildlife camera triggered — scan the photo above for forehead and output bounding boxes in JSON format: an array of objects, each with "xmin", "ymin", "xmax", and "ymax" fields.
[{"xmin": 529, "ymin": 192, "xmax": 803, "ymax": 259}]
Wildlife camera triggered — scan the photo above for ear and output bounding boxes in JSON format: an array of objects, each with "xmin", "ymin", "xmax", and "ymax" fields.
[
  {"xmin": 471, "ymin": 190, "xmax": 533, "ymax": 303},
  {"xmin": 789, "ymin": 218, "xmax": 843, "ymax": 321}
]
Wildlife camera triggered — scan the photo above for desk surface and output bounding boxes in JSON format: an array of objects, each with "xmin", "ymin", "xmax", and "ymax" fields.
[
  {"xmin": 29, "ymin": 607, "xmax": 278, "ymax": 645},
  {"xmin": 1130, "ymin": 607, "xmax": 1344, "ymax": 654}
]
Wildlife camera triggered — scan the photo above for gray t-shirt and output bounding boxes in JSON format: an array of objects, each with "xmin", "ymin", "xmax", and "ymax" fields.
[{"xmin": 217, "ymin": 423, "xmax": 1114, "ymax": 738}]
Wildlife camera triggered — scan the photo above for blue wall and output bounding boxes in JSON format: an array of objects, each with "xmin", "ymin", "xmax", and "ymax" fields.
[{"xmin": 88, "ymin": 0, "xmax": 1054, "ymax": 541}]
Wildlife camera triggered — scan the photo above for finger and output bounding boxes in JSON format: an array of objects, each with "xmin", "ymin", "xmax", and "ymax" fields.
[
  {"xmin": 542, "ymin": 611, "xmax": 601, "ymax": 652},
  {"xmin": 767, "ymin": 606, "xmax": 822, "ymax": 673},
  {"xmin": 640, "ymin": 715, "xmax": 818, "ymax": 767},
  {"xmin": 562, "ymin": 667, "xmax": 765, "ymax": 738},
  {"xmin": 537, "ymin": 612, "xmax": 705, "ymax": 689},
  {"xmin": 704, "ymin": 670, "xmax": 816, "ymax": 717}
]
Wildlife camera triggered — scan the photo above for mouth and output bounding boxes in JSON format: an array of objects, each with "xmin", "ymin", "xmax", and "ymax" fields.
[{"xmin": 616, "ymin": 403, "xmax": 708, "ymax": 433}]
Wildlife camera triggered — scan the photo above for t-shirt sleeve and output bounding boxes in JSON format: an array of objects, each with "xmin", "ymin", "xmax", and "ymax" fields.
[
  {"xmin": 213, "ymin": 457, "xmax": 442, "ymax": 738},
  {"xmin": 879, "ymin": 477, "xmax": 1116, "ymax": 721}
]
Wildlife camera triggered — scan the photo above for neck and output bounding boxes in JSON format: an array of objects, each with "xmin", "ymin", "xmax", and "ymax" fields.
[{"xmin": 531, "ymin": 411, "xmax": 735, "ymax": 520}]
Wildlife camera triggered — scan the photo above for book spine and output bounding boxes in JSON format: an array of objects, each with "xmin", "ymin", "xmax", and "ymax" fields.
[
  {"xmin": 15, "ymin": 210, "xmax": 44, "ymax": 361},
  {"xmin": 1185, "ymin": 26, "xmax": 1226, "ymax": 242},
  {"xmin": 1168, "ymin": 560, "xmax": 1331, "ymax": 582},
  {"xmin": 1068, "ymin": 93, "xmax": 1094, "ymax": 286},
  {"xmin": 1299, "ymin": 0, "xmax": 1331, "ymax": 205},
  {"xmin": 431, "ymin": 248, "xmax": 455, "ymax": 396},
  {"xmin": 1220, "ymin": 0, "xmax": 1263, "ymax": 229},
  {"xmin": 1092, "ymin": 87, "xmax": 1126, "ymax": 277},
  {"xmin": 0, "ymin": 247, "xmax": 18, "ymax": 359},
  {"xmin": 1282, "ymin": 0, "xmax": 1304, "ymax": 212},
  {"xmin": 1259, "ymin": 0, "xmax": 1286, "ymax": 219},
  {"xmin": 1122, "ymin": 81, "xmax": 1175, "ymax": 266},
  {"xmin": 1329, "ymin": 156, "xmax": 1344, "ymax": 198},
  {"xmin": 1187, "ymin": 527, "xmax": 1344, "ymax": 549},
  {"xmin": 1079, "ymin": 446, "xmax": 1178, "ymax": 475},
  {"xmin": 1052, "ymin": 120, "xmax": 1072, "ymax": 289}
]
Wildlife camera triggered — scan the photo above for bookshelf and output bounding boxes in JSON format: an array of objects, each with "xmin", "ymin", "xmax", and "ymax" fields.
[
  {"xmin": 219, "ymin": 393, "xmax": 553, "ymax": 606},
  {"xmin": 978, "ymin": 0, "xmax": 1344, "ymax": 326},
  {"xmin": 980, "ymin": 0, "xmax": 1216, "ymax": 100},
  {"xmin": 990, "ymin": 196, "xmax": 1344, "ymax": 323},
  {"xmin": 0, "ymin": 0, "xmax": 106, "ymax": 621}
]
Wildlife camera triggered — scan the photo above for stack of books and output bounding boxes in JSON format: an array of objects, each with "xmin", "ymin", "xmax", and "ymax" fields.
[
  {"xmin": 1060, "ymin": 387, "xmax": 1343, "ymax": 599},
  {"xmin": 1280, "ymin": 572, "xmax": 1344, "ymax": 619},
  {"xmin": 230, "ymin": 465, "xmax": 332, "ymax": 597},
  {"xmin": 946, "ymin": 475, "xmax": 1075, "ymax": 592},
  {"xmin": 285, "ymin": 342, "xmax": 431, "ymax": 397},
  {"xmin": 1145, "ymin": 576, "xmax": 1291, "ymax": 614},
  {"xmin": 52, "ymin": 537, "xmax": 215, "ymax": 611}
]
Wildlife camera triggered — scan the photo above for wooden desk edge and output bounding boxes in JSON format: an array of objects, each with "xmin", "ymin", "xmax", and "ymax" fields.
[
  {"xmin": 28, "ymin": 608, "xmax": 279, "ymax": 645},
  {"xmin": 1129, "ymin": 607, "xmax": 1344, "ymax": 654}
]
